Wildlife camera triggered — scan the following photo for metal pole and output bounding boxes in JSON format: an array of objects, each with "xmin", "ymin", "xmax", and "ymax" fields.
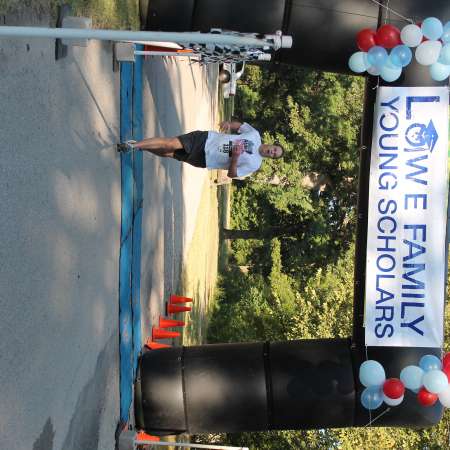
[
  {"xmin": 134, "ymin": 51, "xmax": 196, "ymax": 57},
  {"xmin": 136, "ymin": 441, "xmax": 249, "ymax": 450},
  {"xmin": 0, "ymin": 26, "xmax": 275, "ymax": 48}
]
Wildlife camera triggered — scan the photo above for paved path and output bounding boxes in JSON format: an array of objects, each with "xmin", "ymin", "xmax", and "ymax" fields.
[
  {"xmin": 139, "ymin": 55, "xmax": 218, "ymax": 339},
  {"xmin": 0, "ymin": 11, "xmax": 217, "ymax": 450}
]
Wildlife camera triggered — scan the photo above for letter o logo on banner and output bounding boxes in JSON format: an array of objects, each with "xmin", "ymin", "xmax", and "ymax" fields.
[{"xmin": 376, "ymin": 254, "xmax": 396, "ymax": 272}]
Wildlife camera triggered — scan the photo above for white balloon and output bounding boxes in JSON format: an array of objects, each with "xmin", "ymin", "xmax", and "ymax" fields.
[
  {"xmin": 415, "ymin": 40, "xmax": 442, "ymax": 65},
  {"xmin": 430, "ymin": 62, "xmax": 450, "ymax": 81},
  {"xmin": 438, "ymin": 384, "xmax": 450, "ymax": 408},
  {"xmin": 383, "ymin": 394, "xmax": 404, "ymax": 406},
  {"xmin": 423, "ymin": 370, "xmax": 449, "ymax": 394},
  {"xmin": 401, "ymin": 24, "xmax": 423, "ymax": 47}
]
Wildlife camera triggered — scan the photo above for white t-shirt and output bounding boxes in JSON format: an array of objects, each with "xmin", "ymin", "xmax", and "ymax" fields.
[{"xmin": 204, "ymin": 122, "xmax": 262, "ymax": 177}]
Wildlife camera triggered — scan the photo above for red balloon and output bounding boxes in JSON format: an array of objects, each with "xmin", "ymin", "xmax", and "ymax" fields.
[
  {"xmin": 383, "ymin": 378, "xmax": 405, "ymax": 399},
  {"xmin": 443, "ymin": 352, "xmax": 450, "ymax": 368},
  {"xmin": 442, "ymin": 364, "xmax": 450, "ymax": 382},
  {"xmin": 375, "ymin": 24, "xmax": 401, "ymax": 48},
  {"xmin": 357, "ymin": 28, "xmax": 377, "ymax": 51},
  {"xmin": 417, "ymin": 387, "xmax": 438, "ymax": 407}
]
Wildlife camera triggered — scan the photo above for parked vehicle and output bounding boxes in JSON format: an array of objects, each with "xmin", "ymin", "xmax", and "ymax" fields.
[{"xmin": 219, "ymin": 62, "xmax": 245, "ymax": 98}]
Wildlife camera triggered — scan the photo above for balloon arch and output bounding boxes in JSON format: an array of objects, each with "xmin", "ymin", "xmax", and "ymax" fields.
[{"xmin": 135, "ymin": 0, "xmax": 450, "ymax": 434}]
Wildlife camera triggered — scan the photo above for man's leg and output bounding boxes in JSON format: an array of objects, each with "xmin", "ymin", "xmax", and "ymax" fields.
[{"xmin": 118, "ymin": 137, "xmax": 183, "ymax": 158}]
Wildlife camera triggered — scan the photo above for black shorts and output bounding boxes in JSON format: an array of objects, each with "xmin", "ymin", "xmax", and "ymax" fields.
[{"xmin": 174, "ymin": 131, "xmax": 208, "ymax": 168}]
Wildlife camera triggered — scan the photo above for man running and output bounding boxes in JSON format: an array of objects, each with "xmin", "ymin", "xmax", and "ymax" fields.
[{"xmin": 118, "ymin": 118, "xmax": 283, "ymax": 178}]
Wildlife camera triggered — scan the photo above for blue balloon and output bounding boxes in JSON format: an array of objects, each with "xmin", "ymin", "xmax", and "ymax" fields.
[
  {"xmin": 359, "ymin": 360, "xmax": 386, "ymax": 387},
  {"xmin": 442, "ymin": 22, "xmax": 450, "ymax": 43},
  {"xmin": 380, "ymin": 63, "xmax": 402, "ymax": 82},
  {"xmin": 419, "ymin": 354, "xmax": 442, "ymax": 372},
  {"xmin": 389, "ymin": 45, "xmax": 412, "ymax": 67},
  {"xmin": 367, "ymin": 46, "xmax": 388, "ymax": 68},
  {"xmin": 361, "ymin": 386, "xmax": 384, "ymax": 410},
  {"xmin": 400, "ymin": 365, "xmax": 424, "ymax": 391},
  {"xmin": 384, "ymin": 58, "xmax": 399, "ymax": 70},
  {"xmin": 349, "ymin": 51, "xmax": 369, "ymax": 73},
  {"xmin": 430, "ymin": 62, "xmax": 450, "ymax": 81},
  {"xmin": 439, "ymin": 43, "xmax": 450, "ymax": 65},
  {"xmin": 367, "ymin": 66, "xmax": 381, "ymax": 76},
  {"xmin": 422, "ymin": 17, "xmax": 444, "ymax": 40},
  {"xmin": 423, "ymin": 370, "xmax": 449, "ymax": 394}
]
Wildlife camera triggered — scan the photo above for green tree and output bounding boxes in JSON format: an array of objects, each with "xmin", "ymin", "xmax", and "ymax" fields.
[
  {"xmin": 230, "ymin": 65, "xmax": 364, "ymax": 279},
  {"xmin": 206, "ymin": 64, "xmax": 450, "ymax": 449},
  {"xmin": 207, "ymin": 245, "xmax": 450, "ymax": 449}
]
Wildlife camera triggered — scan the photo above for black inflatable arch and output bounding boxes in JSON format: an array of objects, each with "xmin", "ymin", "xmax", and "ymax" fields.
[{"xmin": 135, "ymin": 0, "xmax": 450, "ymax": 434}]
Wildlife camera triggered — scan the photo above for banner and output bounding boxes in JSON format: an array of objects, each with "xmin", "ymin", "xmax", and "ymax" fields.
[{"xmin": 365, "ymin": 86, "xmax": 449, "ymax": 348}]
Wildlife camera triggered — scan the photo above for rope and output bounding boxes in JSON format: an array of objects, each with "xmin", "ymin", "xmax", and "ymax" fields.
[
  {"xmin": 364, "ymin": 407, "xmax": 391, "ymax": 427},
  {"xmin": 364, "ymin": 345, "xmax": 373, "ymax": 424},
  {"xmin": 384, "ymin": 0, "xmax": 390, "ymax": 25},
  {"xmin": 369, "ymin": 0, "xmax": 414, "ymax": 24}
]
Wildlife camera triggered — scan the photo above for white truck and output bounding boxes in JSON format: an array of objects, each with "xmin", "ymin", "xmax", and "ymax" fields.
[{"xmin": 219, "ymin": 62, "xmax": 245, "ymax": 98}]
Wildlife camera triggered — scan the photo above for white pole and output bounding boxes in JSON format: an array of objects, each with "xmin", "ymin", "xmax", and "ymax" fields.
[
  {"xmin": 134, "ymin": 440, "xmax": 249, "ymax": 450},
  {"xmin": 0, "ymin": 26, "xmax": 275, "ymax": 48},
  {"xmin": 134, "ymin": 51, "xmax": 196, "ymax": 57}
]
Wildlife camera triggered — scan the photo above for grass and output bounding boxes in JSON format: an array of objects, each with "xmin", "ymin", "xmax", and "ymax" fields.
[
  {"xmin": 179, "ymin": 95, "xmax": 234, "ymax": 346},
  {"xmin": 0, "ymin": 0, "xmax": 139, "ymax": 29},
  {"xmin": 179, "ymin": 174, "xmax": 220, "ymax": 346},
  {"xmin": 67, "ymin": 0, "xmax": 139, "ymax": 29},
  {"xmin": 218, "ymin": 96, "xmax": 234, "ymax": 271}
]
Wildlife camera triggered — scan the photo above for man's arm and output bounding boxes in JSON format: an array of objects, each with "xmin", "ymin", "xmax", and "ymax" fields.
[
  {"xmin": 219, "ymin": 118, "xmax": 243, "ymax": 133},
  {"xmin": 227, "ymin": 146, "xmax": 241, "ymax": 178}
]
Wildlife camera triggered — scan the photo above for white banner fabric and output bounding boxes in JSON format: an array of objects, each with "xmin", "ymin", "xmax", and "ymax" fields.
[{"xmin": 365, "ymin": 86, "xmax": 449, "ymax": 348}]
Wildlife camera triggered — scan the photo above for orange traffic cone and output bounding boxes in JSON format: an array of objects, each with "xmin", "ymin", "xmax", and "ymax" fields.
[
  {"xmin": 159, "ymin": 317, "xmax": 185, "ymax": 328},
  {"xmin": 169, "ymin": 294, "xmax": 193, "ymax": 304},
  {"xmin": 136, "ymin": 431, "xmax": 160, "ymax": 442},
  {"xmin": 152, "ymin": 327, "xmax": 180, "ymax": 340},
  {"xmin": 145, "ymin": 338, "xmax": 171, "ymax": 350},
  {"xmin": 167, "ymin": 303, "xmax": 191, "ymax": 314}
]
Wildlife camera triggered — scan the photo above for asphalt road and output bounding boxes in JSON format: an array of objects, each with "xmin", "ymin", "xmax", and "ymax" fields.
[{"xmin": 0, "ymin": 10, "xmax": 217, "ymax": 450}]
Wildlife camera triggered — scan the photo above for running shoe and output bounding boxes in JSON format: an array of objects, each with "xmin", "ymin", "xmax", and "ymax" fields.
[{"xmin": 117, "ymin": 139, "xmax": 137, "ymax": 153}]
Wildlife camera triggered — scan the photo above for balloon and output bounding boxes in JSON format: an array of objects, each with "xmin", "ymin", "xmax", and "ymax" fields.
[
  {"xmin": 400, "ymin": 365, "xmax": 424, "ymax": 391},
  {"xmin": 443, "ymin": 365, "xmax": 450, "ymax": 384},
  {"xmin": 438, "ymin": 384, "xmax": 450, "ymax": 407},
  {"xmin": 368, "ymin": 46, "xmax": 388, "ymax": 67},
  {"xmin": 439, "ymin": 43, "xmax": 450, "ymax": 65},
  {"xmin": 357, "ymin": 28, "xmax": 377, "ymax": 52},
  {"xmin": 422, "ymin": 17, "xmax": 443, "ymax": 41},
  {"xmin": 361, "ymin": 386, "xmax": 384, "ymax": 410},
  {"xmin": 423, "ymin": 370, "xmax": 449, "ymax": 394},
  {"xmin": 389, "ymin": 45, "xmax": 412, "ymax": 67},
  {"xmin": 417, "ymin": 387, "xmax": 438, "ymax": 406},
  {"xmin": 383, "ymin": 393, "xmax": 404, "ymax": 406},
  {"xmin": 443, "ymin": 364, "xmax": 450, "ymax": 381},
  {"xmin": 401, "ymin": 24, "xmax": 423, "ymax": 47},
  {"xmin": 359, "ymin": 360, "xmax": 386, "ymax": 387},
  {"xmin": 383, "ymin": 378, "xmax": 405, "ymax": 399},
  {"xmin": 419, "ymin": 354, "xmax": 442, "ymax": 371},
  {"xmin": 442, "ymin": 22, "xmax": 450, "ymax": 44},
  {"xmin": 376, "ymin": 24, "xmax": 401, "ymax": 49},
  {"xmin": 380, "ymin": 63, "xmax": 402, "ymax": 82},
  {"xmin": 367, "ymin": 66, "xmax": 381, "ymax": 76},
  {"xmin": 349, "ymin": 51, "xmax": 370, "ymax": 73},
  {"xmin": 430, "ymin": 62, "xmax": 450, "ymax": 81},
  {"xmin": 415, "ymin": 40, "xmax": 442, "ymax": 66},
  {"xmin": 443, "ymin": 352, "xmax": 450, "ymax": 369}
]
